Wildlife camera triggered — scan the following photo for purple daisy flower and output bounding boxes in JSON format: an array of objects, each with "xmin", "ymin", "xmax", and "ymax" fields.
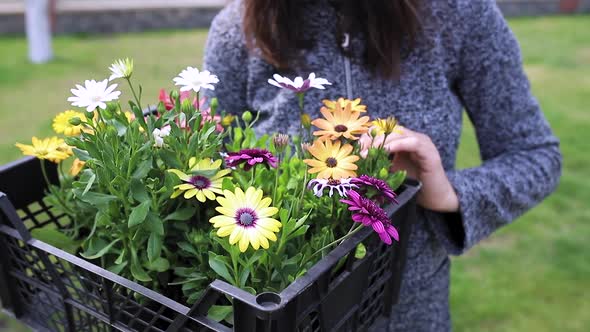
[
  {"xmin": 351, "ymin": 175, "xmax": 397, "ymax": 203},
  {"xmin": 340, "ymin": 190, "xmax": 399, "ymax": 245},
  {"xmin": 225, "ymin": 149, "xmax": 278, "ymax": 171}
]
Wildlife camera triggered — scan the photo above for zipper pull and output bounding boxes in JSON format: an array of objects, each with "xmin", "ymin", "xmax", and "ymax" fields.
[{"xmin": 342, "ymin": 32, "xmax": 350, "ymax": 50}]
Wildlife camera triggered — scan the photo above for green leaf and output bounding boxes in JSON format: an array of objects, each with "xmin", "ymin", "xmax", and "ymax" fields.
[
  {"xmin": 221, "ymin": 177, "xmax": 235, "ymax": 191},
  {"xmin": 208, "ymin": 252, "xmax": 234, "ymax": 284},
  {"xmin": 208, "ymin": 305, "xmax": 233, "ymax": 323},
  {"xmin": 355, "ymin": 243, "xmax": 367, "ymax": 259},
  {"xmin": 239, "ymin": 268, "xmax": 250, "ymax": 288},
  {"xmin": 86, "ymin": 211, "xmax": 107, "ymax": 241},
  {"xmin": 75, "ymin": 191, "xmax": 117, "ymax": 208},
  {"xmin": 108, "ymin": 262, "xmax": 128, "ymax": 275},
  {"xmin": 82, "ymin": 173, "xmax": 96, "ymax": 196},
  {"xmin": 130, "ymin": 178, "xmax": 150, "ymax": 202},
  {"xmin": 242, "ymin": 287, "xmax": 256, "ymax": 295},
  {"xmin": 115, "ymin": 248, "xmax": 126, "ymax": 265},
  {"xmin": 287, "ymin": 225, "xmax": 309, "ymax": 241},
  {"xmin": 178, "ymin": 242, "xmax": 198, "ymax": 256},
  {"xmin": 279, "ymin": 209, "xmax": 289, "ymax": 224},
  {"xmin": 132, "ymin": 159, "xmax": 152, "ymax": 180},
  {"xmin": 164, "ymin": 207, "xmax": 197, "ymax": 221},
  {"xmin": 147, "ymin": 233, "xmax": 163, "ymax": 262},
  {"xmin": 145, "ymin": 213, "xmax": 164, "ymax": 236},
  {"xmin": 159, "ymin": 149, "xmax": 182, "ymax": 169},
  {"xmin": 130, "ymin": 260, "xmax": 152, "ymax": 282},
  {"xmin": 295, "ymin": 211, "xmax": 311, "ymax": 229},
  {"xmin": 80, "ymin": 239, "xmax": 120, "ymax": 260},
  {"xmin": 31, "ymin": 228, "xmax": 80, "ymax": 255},
  {"xmin": 72, "ymin": 148, "xmax": 90, "ymax": 161},
  {"xmin": 128, "ymin": 201, "xmax": 151, "ymax": 228},
  {"xmin": 145, "ymin": 257, "xmax": 169, "ymax": 272}
]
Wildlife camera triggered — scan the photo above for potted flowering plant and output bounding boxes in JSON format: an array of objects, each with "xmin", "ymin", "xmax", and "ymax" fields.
[{"xmin": 1, "ymin": 58, "xmax": 420, "ymax": 331}]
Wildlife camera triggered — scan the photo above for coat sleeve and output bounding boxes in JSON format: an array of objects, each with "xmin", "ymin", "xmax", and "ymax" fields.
[
  {"xmin": 431, "ymin": 0, "xmax": 562, "ymax": 255},
  {"xmin": 202, "ymin": 1, "xmax": 249, "ymax": 115}
]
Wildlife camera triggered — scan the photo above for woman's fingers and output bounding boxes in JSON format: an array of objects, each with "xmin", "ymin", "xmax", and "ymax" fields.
[{"xmin": 384, "ymin": 135, "xmax": 422, "ymax": 154}]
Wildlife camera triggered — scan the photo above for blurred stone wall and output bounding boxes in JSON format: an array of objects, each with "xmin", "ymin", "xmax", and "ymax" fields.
[{"xmin": 0, "ymin": 0, "xmax": 589, "ymax": 36}]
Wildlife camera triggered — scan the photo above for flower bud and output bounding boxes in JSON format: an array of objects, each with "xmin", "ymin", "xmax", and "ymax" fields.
[
  {"xmin": 292, "ymin": 135, "xmax": 301, "ymax": 145},
  {"xmin": 106, "ymin": 102, "xmax": 118, "ymax": 113},
  {"xmin": 242, "ymin": 111, "xmax": 253, "ymax": 123},
  {"xmin": 170, "ymin": 90, "xmax": 180, "ymax": 101},
  {"xmin": 180, "ymin": 99, "xmax": 194, "ymax": 114},
  {"xmin": 272, "ymin": 134, "xmax": 289, "ymax": 152},
  {"xmin": 157, "ymin": 101, "xmax": 166, "ymax": 114},
  {"xmin": 68, "ymin": 117, "xmax": 82, "ymax": 126},
  {"xmin": 370, "ymin": 127, "xmax": 380, "ymax": 138},
  {"xmin": 379, "ymin": 167, "xmax": 389, "ymax": 179},
  {"xmin": 301, "ymin": 113, "xmax": 312, "ymax": 130},
  {"xmin": 210, "ymin": 97, "xmax": 219, "ymax": 112},
  {"xmin": 368, "ymin": 147, "xmax": 379, "ymax": 159}
]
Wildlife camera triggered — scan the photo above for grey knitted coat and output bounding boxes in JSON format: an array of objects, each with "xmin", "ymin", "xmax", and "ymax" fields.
[{"xmin": 202, "ymin": 0, "xmax": 562, "ymax": 330}]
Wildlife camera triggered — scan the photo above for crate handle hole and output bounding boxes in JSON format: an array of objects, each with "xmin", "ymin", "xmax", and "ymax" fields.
[{"xmin": 255, "ymin": 292, "xmax": 281, "ymax": 308}]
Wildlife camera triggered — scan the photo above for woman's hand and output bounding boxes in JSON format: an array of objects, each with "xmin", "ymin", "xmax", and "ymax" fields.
[{"xmin": 384, "ymin": 127, "xmax": 460, "ymax": 213}]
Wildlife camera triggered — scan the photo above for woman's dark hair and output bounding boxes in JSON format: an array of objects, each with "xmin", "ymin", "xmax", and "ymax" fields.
[{"xmin": 243, "ymin": 0, "xmax": 422, "ymax": 79}]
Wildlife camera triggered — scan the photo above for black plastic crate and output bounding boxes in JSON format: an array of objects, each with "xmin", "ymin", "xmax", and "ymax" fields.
[{"xmin": 0, "ymin": 156, "xmax": 420, "ymax": 332}]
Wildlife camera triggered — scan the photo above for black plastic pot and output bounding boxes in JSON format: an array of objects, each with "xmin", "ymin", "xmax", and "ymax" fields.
[{"xmin": 0, "ymin": 156, "xmax": 421, "ymax": 332}]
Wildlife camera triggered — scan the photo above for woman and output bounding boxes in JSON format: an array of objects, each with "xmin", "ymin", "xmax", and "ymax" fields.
[{"xmin": 203, "ymin": 0, "xmax": 562, "ymax": 330}]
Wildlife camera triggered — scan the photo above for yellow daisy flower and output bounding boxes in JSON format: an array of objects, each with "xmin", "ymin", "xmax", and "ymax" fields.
[
  {"xmin": 312, "ymin": 103, "xmax": 370, "ymax": 141},
  {"xmin": 70, "ymin": 158, "xmax": 86, "ymax": 176},
  {"xmin": 303, "ymin": 139, "xmax": 360, "ymax": 179},
  {"xmin": 373, "ymin": 117, "xmax": 402, "ymax": 136},
  {"xmin": 15, "ymin": 137, "xmax": 71, "ymax": 163},
  {"xmin": 210, "ymin": 187, "xmax": 281, "ymax": 252},
  {"xmin": 52, "ymin": 110, "xmax": 87, "ymax": 136},
  {"xmin": 168, "ymin": 158, "xmax": 231, "ymax": 202},
  {"xmin": 322, "ymin": 97, "xmax": 367, "ymax": 113}
]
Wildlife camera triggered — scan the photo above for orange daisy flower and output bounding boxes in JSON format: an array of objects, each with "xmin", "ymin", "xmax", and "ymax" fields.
[
  {"xmin": 303, "ymin": 139, "xmax": 360, "ymax": 180},
  {"xmin": 312, "ymin": 103, "xmax": 370, "ymax": 141},
  {"xmin": 322, "ymin": 98, "xmax": 367, "ymax": 113}
]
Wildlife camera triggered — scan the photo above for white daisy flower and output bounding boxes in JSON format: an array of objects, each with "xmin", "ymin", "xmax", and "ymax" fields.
[
  {"xmin": 268, "ymin": 73, "xmax": 332, "ymax": 93},
  {"xmin": 173, "ymin": 66, "xmax": 219, "ymax": 93},
  {"xmin": 307, "ymin": 178, "xmax": 358, "ymax": 198},
  {"xmin": 108, "ymin": 58, "xmax": 134, "ymax": 81},
  {"xmin": 68, "ymin": 79, "xmax": 121, "ymax": 112},
  {"xmin": 153, "ymin": 126, "xmax": 171, "ymax": 148}
]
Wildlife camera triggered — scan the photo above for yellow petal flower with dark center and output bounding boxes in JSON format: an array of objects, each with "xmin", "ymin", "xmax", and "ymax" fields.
[
  {"xmin": 312, "ymin": 103, "xmax": 370, "ymax": 141},
  {"xmin": 168, "ymin": 158, "xmax": 230, "ymax": 203},
  {"xmin": 210, "ymin": 187, "xmax": 281, "ymax": 252},
  {"xmin": 52, "ymin": 110, "xmax": 87, "ymax": 136},
  {"xmin": 322, "ymin": 97, "xmax": 367, "ymax": 113},
  {"xmin": 303, "ymin": 139, "xmax": 360, "ymax": 179},
  {"xmin": 15, "ymin": 137, "xmax": 71, "ymax": 163}
]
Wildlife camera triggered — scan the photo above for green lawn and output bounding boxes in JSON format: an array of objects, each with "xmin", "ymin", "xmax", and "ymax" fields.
[{"xmin": 1, "ymin": 15, "xmax": 589, "ymax": 331}]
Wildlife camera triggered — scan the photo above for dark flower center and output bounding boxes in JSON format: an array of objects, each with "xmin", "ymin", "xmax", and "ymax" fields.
[
  {"xmin": 189, "ymin": 175, "xmax": 211, "ymax": 189},
  {"xmin": 328, "ymin": 179, "xmax": 341, "ymax": 185},
  {"xmin": 326, "ymin": 157, "xmax": 338, "ymax": 168},
  {"xmin": 236, "ymin": 208, "xmax": 257, "ymax": 227},
  {"xmin": 334, "ymin": 124, "xmax": 348, "ymax": 133}
]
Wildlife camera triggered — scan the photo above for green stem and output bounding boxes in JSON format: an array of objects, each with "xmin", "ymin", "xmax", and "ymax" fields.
[
  {"xmin": 125, "ymin": 78, "xmax": 143, "ymax": 111},
  {"xmin": 41, "ymin": 160, "xmax": 75, "ymax": 216},
  {"xmin": 250, "ymin": 167, "xmax": 256, "ymax": 186},
  {"xmin": 272, "ymin": 155, "xmax": 281, "ymax": 203},
  {"xmin": 297, "ymin": 93, "xmax": 304, "ymax": 112},
  {"xmin": 230, "ymin": 245, "xmax": 240, "ymax": 286},
  {"xmin": 310, "ymin": 224, "xmax": 363, "ymax": 259}
]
